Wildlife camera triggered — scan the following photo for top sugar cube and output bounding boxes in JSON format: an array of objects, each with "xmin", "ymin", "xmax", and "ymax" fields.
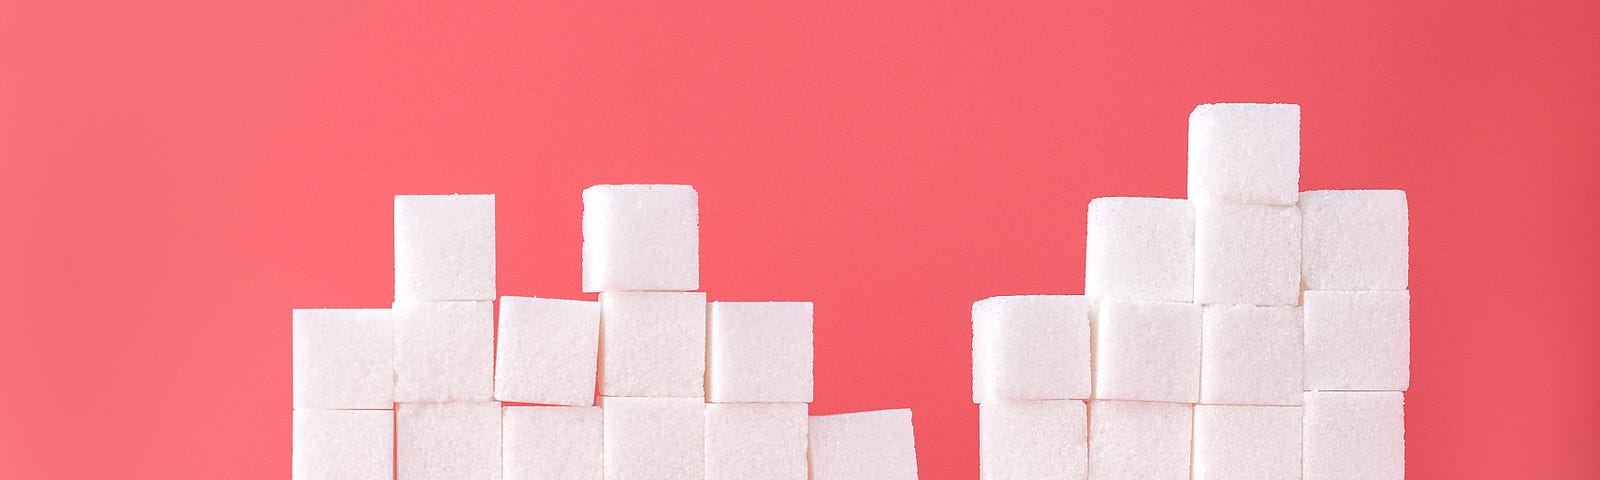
[
  {"xmin": 1189, "ymin": 104, "xmax": 1301, "ymax": 206},
  {"xmin": 582, "ymin": 185, "xmax": 699, "ymax": 292},
  {"xmin": 394, "ymin": 194, "xmax": 496, "ymax": 301},
  {"xmin": 1300, "ymin": 190, "xmax": 1409, "ymax": 290}
]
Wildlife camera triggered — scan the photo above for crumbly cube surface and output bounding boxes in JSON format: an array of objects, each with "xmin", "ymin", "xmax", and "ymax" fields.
[
  {"xmin": 979, "ymin": 400, "xmax": 1088, "ymax": 480},
  {"xmin": 808, "ymin": 409, "xmax": 919, "ymax": 480},
  {"xmin": 1304, "ymin": 290, "xmax": 1411, "ymax": 391},
  {"xmin": 1193, "ymin": 405, "xmax": 1302, "ymax": 480},
  {"xmin": 1303, "ymin": 391, "xmax": 1405, "ymax": 480},
  {"xmin": 394, "ymin": 194, "xmax": 496, "ymax": 301},
  {"xmin": 582, "ymin": 184, "xmax": 699, "ymax": 292},
  {"xmin": 503, "ymin": 406, "xmax": 602, "ymax": 480},
  {"xmin": 602, "ymin": 397, "xmax": 705, "ymax": 480},
  {"xmin": 704, "ymin": 403, "xmax": 809, "ymax": 480},
  {"xmin": 292, "ymin": 308, "xmax": 393, "ymax": 409},
  {"xmin": 599, "ymin": 291, "xmax": 708, "ymax": 397},
  {"xmin": 1088, "ymin": 400, "xmax": 1193, "ymax": 480},
  {"xmin": 394, "ymin": 301, "xmax": 495, "ymax": 402},
  {"xmin": 1093, "ymin": 300, "xmax": 1202, "ymax": 403},
  {"xmin": 397, "ymin": 402, "xmax": 503, "ymax": 480},
  {"xmin": 495, "ymin": 296, "xmax": 600, "ymax": 406},
  {"xmin": 1194, "ymin": 202, "xmax": 1302, "ymax": 306},
  {"xmin": 972, "ymin": 295, "xmax": 1092, "ymax": 403},
  {"xmin": 1086, "ymin": 197, "xmax": 1195, "ymax": 304},
  {"xmin": 292, "ymin": 409, "xmax": 393, "ymax": 480},
  {"xmin": 707, "ymin": 302, "xmax": 813, "ymax": 403},
  {"xmin": 1201, "ymin": 304, "xmax": 1304, "ymax": 405},
  {"xmin": 1300, "ymin": 189, "xmax": 1409, "ymax": 290},
  {"xmin": 1187, "ymin": 103, "xmax": 1300, "ymax": 206}
]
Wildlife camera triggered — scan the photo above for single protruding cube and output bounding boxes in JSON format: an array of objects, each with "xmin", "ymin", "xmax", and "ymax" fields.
[
  {"xmin": 979, "ymin": 400, "xmax": 1088, "ymax": 480},
  {"xmin": 1188, "ymin": 103, "xmax": 1301, "ymax": 206},
  {"xmin": 397, "ymin": 402, "xmax": 504, "ymax": 480},
  {"xmin": 807, "ymin": 409, "xmax": 919, "ymax": 480},
  {"xmin": 1303, "ymin": 391, "xmax": 1405, "ymax": 480},
  {"xmin": 707, "ymin": 302, "xmax": 814, "ymax": 403},
  {"xmin": 599, "ymin": 291, "xmax": 708, "ymax": 397},
  {"xmin": 1300, "ymin": 190, "xmax": 1410, "ymax": 290},
  {"xmin": 394, "ymin": 194, "xmax": 495, "ymax": 301},
  {"xmin": 1192, "ymin": 405, "xmax": 1302, "ymax": 480},
  {"xmin": 293, "ymin": 409, "xmax": 393, "ymax": 480},
  {"xmin": 503, "ymin": 406, "xmax": 602, "ymax": 480},
  {"xmin": 1093, "ymin": 300, "xmax": 1202, "ymax": 403},
  {"xmin": 1303, "ymin": 290, "xmax": 1411, "ymax": 391},
  {"xmin": 602, "ymin": 397, "xmax": 705, "ymax": 480},
  {"xmin": 971, "ymin": 295, "xmax": 1092, "ymax": 403},
  {"xmin": 1088, "ymin": 401, "xmax": 1193, "ymax": 480},
  {"xmin": 292, "ymin": 308, "xmax": 393, "ymax": 409},
  {"xmin": 495, "ymin": 296, "xmax": 601, "ymax": 406},
  {"xmin": 705, "ymin": 403, "xmax": 809, "ymax": 480},
  {"xmin": 582, "ymin": 185, "xmax": 699, "ymax": 292},
  {"xmin": 1195, "ymin": 202, "xmax": 1302, "ymax": 306},
  {"xmin": 394, "ymin": 301, "xmax": 495, "ymax": 402},
  {"xmin": 1086, "ymin": 197, "xmax": 1195, "ymax": 304},
  {"xmin": 1200, "ymin": 305, "xmax": 1304, "ymax": 406}
]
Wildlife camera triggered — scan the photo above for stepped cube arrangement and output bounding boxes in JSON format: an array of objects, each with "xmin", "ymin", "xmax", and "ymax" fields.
[
  {"xmin": 292, "ymin": 187, "xmax": 919, "ymax": 479},
  {"xmin": 974, "ymin": 103, "xmax": 1410, "ymax": 479}
]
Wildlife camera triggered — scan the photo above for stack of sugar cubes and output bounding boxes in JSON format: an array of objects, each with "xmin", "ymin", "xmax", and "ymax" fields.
[
  {"xmin": 292, "ymin": 186, "xmax": 920, "ymax": 479},
  {"xmin": 974, "ymin": 103, "xmax": 1409, "ymax": 479}
]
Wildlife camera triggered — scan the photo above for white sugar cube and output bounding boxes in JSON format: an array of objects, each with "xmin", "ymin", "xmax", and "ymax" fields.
[
  {"xmin": 1304, "ymin": 290, "xmax": 1411, "ymax": 390},
  {"xmin": 1088, "ymin": 401, "xmax": 1193, "ymax": 480},
  {"xmin": 503, "ymin": 406, "xmax": 602, "ymax": 480},
  {"xmin": 1093, "ymin": 300, "xmax": 1202, "ymax": 403},
  {"xmin": 394, "ymin": 194, "xmax": 495, "ymax": 301},
  {"xmin": 293, "ymin": 409, "xmax": 393, "ymax": 480},
  {"xmin": 1301, "ymin": 190, "xmax": 1409, "ymax": 290},
  {"xmin": 1193, "ymin": 405, "xmax": 1302, "ymax": 480},
  {"xmin": 979, "ymin": 400, "xmax": 1087, "ymax": 480},
  {"xmin": 705, "ymin": 403, "xmax": 808, "ymax": 480},
  {"xmin": 971, "ymin": 295, "xmax": 1092, "ymax": 403},
  {"xmin": 707, "ymin": 302, "xmax": 813, "ymax": 403},
  {"xmin": 582, "ymin": 185, "xmax": 698, "ymax": 292},
  {"xmin": 397, "ymin": 402, "xmax": 503, "ymax": 480},
  {"xmin": 1086, "ymin": 197, "xmax": 1195, "ymax": 304},
  {"xmin": 1200, "ymin": 304, "xmax": 1304, "ymax": 405},
  {"xmin": 292, "ymin": 308, "xmax": 393, "ymax": 409},
  {"xmin": 1303, "ymin": 391, "xmax": 1405, "ymax": 480},
  {"xmin": 394, "ymin": 301, "xmax": 495, "ymax": 402},
  {"xmin": 599, "ymin": 291, "xmax": 708, "ymax": 397},
  {"xmin": 1195, "ymin": 202, "xmax": 1302, "ymax": 306},
  {"xmin": 495, "ymin": 296, "xmax": 600, "ymax": 406},
  {"xmin": 1188, "ymin": 103, "xmax": 1300, "ymax": 206},
  {"xmin": 602, "ymin": 397, "xmax": 705, "ymax": 480},
  {"xmin": 807, "ymin": 409, "xmax": 919, "ymax": 480}
]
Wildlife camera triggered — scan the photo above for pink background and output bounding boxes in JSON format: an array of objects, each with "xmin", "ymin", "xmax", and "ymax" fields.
[{"xmin": 3, "ymin": 1, "xmax": 1598, "ymax": 478}]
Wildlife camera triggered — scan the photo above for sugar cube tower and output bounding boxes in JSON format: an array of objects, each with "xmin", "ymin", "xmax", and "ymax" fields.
[
  {"xmin": 974, "ymin": 103, "xmax": 1410, "ymax": 479},
  {"xmin": 292, "ymin": 187, "xmax": 920, "ymax": 479}
]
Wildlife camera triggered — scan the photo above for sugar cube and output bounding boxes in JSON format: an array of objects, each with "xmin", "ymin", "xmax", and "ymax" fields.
[
  {"xmin": 705, "ymin": 403, "xmax": 809, "ymax": 480},
  {"xmin": 602, "ymin": 397, "xmax": 705, "ymax": 480},
  {"xmin": 394, "ymin": 301, "xmax": 495, "ymax": 402},
  {"xmin": 707, "ymin": 302, "xmax": 813, "ymax": 403},
  {"xmin": 1187, "ymin": 103, "xmax": 1300, "ymax": 206},
  {"xmin": 1088, "ymin": 400, "xmax": 1192, "ymax": 480},
  {"xmin": 292, "ymin": 409, "xmax": 393, "ymax": 480},
  {"xmin": 1200, "ymin": 304, "xmax": 1304, "ymax": 405},
  {"xmin": 1303, "ymin": 290, "xmax": 1411, "ymax": 391},
  {"xmin": 1194, "ymin": 202, "xmax": 1302, "ymax": 306},
  {"xmin": 1303, "ymin": 391, "xmax": 1405, "ymax": 480},
  {"xmin": 807, "ymin": 409, "xmax": 919, "ymax": 480},
  {"xmin": 979, "ymin": 400, "xmax": 1088, "ymax": 480},
  {"xmin": 582, "ymin": 185, "xmax": 699, "ymax": 292},
  {"xmin": 397, "ymin": 402, "xmax": 503, "ymax": 480},
  {"xmin": 971, "ymin": 295, "xmax": 1092, "ymax": 403},
  {"xmin": 1085, "ymin": 197, "xmax": 1195, "ymax": 304},
  {"xmin": 1300, "ymin": 190, "xmax": 1409, "ymax": 290},
  {"xmin": 394, "ymin": 194, "xmax": 495, "ymax": 301},
  {"xmin": 599, "ymin": 291, "xmax": 708, "ymax": 397},
  {"xmin": 495, "ymin": 296, "xmax": 601, "ymax": 406},
  {"xmin": 1192, "ymin": 405, "xmax": 1302, "ymax": 480},
  {"xmin": 292, "ymin": 308, "xmax": 393, "ymax": 409},
  {"xmin": 1093, "ymin": 300, "xmax": 1202, "ymax": 403},
  {"xmin": 503, "ymin": 406, "xmax": 603, "ymax": 480}
]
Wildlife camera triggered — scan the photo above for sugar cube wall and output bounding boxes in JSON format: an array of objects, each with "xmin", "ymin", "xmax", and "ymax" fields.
[
  {"xmin": 292, "ymin": 308, "xmax": 393, "ymax": 409},
  {"xmin": 495, "ymin": 296, "xmax": 601, "ymax": 406},
  {"xmin": 1194, "ymin": 202, "xmax": 1302, "ymax": 306},
  {"xmin": 292, "ymin": 409, "xmax": 393, "ymax": 480},
  {"xmin": 602, "ymin": 397, "xmax": 705, "ymax": 480},
  {"xmin": 704, "ymin": 403, "xmax": 809, "ymax": 480},
  {"xmin": 1187, "ymin": 103, "xmax": 1300, "ymax": 206},
  {"xmin": 394, "ymin": 194, "xmax": 496, "ymax": 301},
  {"xmin": 972, "ymin": 295, "xmax": 1091, "ymax": 403},
  {"xmin": 1303, "ymin": 391, "xmax": 1405, "ymax": 480},
  {"xmin": 582, "ymin": 184, "xmax": 699, "ymax": 292},
  {"xmin": 1200, "ymin": 304, "xmax": 1304, "ymax": 405},
  {"xmin": 394, "ymin": 301, "xmax": 495, "ymax": 402},
  {"xmin": 599, "ymin": 291, "xmax": 708, "ymax": 397},
  {"xmin": 979, "ymin": 400, "xmax": 1087, "ymax": 480},
  {"xmin": 1085, "ymin": 197, "xmax": 1195, "ymax": 304},
  {"xmin": 1301, "ymin": 189, "xmax": 1410, "ymax": 290},
  {"xmin": 707, "ymin": 302, "xmax": 814, "ymax": 403},
  {"xmin": 503, "ymin": 406, "xmax": 603, "ymax": 480},
  {"xmin": 1304, "ymin": 290, "xmax": 1411, "ymax": 391},
  {"xmin": 1088, "ymin": 400, "xmax": 1193, "ymax": 480},
  {"xmin": 1192, "ymin": 405, "xmax": 1302, "ymax": 480},
  {"xmin": 397, "ymin": 402, "xmax": 503, "ymax": 480},
  {"xmin": 808, "ymin": 409, "xmax": 919, "ymax": 480},
  {"xmin": 1093, "ymin": 299, "xmax": 1202, "ymax": 403}
]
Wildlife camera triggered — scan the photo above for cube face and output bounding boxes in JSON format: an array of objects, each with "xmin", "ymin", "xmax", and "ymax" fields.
[
  {"xmin": 704, "ymin": 403, "xmax": 809, "ymax": 480},
  {"xmin": 602, "ymin": 397, "xmax": 705, "ymax": 480},
  {"xmin": 293, "ymin": 409, "xmax": 394, "ymax": 480},
  {"xmin": 1201, "ymin": 305, "xmax": 1304, "ymax": 406},
  {"xmin": 807, "ymin": 409, "xmax": 919, "ymax": 480},
  {"xmin": 397, "ymin": 402, "xmax": 504, "ymax": 480},
  {"xmin": 1086, "ymin": 198, "xmax": 1195, "ymax": 304},
  {"xmin": 1088, "ymin": 401, "xmax": 1193, "ymax": 480},
  {"xmin": 582, "ymin": 185, "xmax": 699, "ymax": 292},
  {"xmin": 971, "ymin": 295, "xmax": 1092, "ymax": 403},
  {"xmin": 1303, "ymin": 392, "xmax": 1405, "ymax": 480},
  {"xmin": 1192, "ymin": 405, "xmax": 1302, "ymax": 480},
  {"xmin": 394, "ymin": 301, "xmax": 496, "ymax": 402},
  {"xmin": 1195, "ymin": 203, "xmax": 1302, "ymax": 306},
  {"xmin": 1304, "ymin": 291, "xmax": 1411, "ymax": 391},
  {"xmin": 394, "ymin": 194, "xmax": 496, "ymax": 301},
  {"xmin": 292, "ymin": 309, "xmax": 393, "ymax": 409},
  {"xmin": 503, "ymin": 406, "xmax": 603, "ymax": 480},
  {"xmin": 1093, "ymin": 300, "xmax": 1202, "ymax": 403},
  {"xmin": 707, "ymin": 302, "xmax": 814, "ymax": 403},
  {"xmin": 1187, "ymin": 103, "xmax": 1300, "ymax": 206},
  {"xmin": 1300, "ymin": 190, "xmax": 1409, "ymax": 290},
  {"xmin": 979, "ymin": 400, "xmax": 1088, "ymax": 480},
  {"xmin": 495, "ymin": 296, "xmax": 601, "ymax": 406},
  {"xmin": 599, "ymin": 291, "xmax": 708, "ymax": 397}
]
